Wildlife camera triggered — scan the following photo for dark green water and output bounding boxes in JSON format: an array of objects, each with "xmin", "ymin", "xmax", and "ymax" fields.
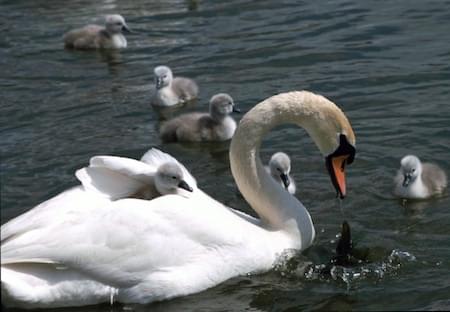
[{"xmin": 1, "ymin": 0, "xmax": 449, "ymax": 311}]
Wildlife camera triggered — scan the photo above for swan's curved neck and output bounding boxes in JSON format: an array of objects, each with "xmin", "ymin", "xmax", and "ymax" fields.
[
  {"xmin": 230, "ymin": 91, "xmax": 354, "ymax": 249},
  {"xmin": 231, "ymin": 93, "xmax": 334, "ymax": 248}
]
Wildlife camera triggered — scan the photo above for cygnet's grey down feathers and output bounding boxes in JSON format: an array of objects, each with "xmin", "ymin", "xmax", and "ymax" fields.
[
  {"xmin": 266, "ymin": 152, "xmax": 296, "ymax": 195},
  {"xmin": 151, "ymin": 65, "xmax": 199, "ymax": 107},
  {"xmin": 393, "ymin": 155, "xmax": 447, "ymax": 199},
  {"xmin": 160, "ymin": 93, "xmax": 239, "ymax": 142},
  {"xmin": 63, "ymin": 14, "xmax": 130, "ymax": 50},
  {"xmin": 75, "ymin": 151, "xmax": 194, "ymax": 201}
]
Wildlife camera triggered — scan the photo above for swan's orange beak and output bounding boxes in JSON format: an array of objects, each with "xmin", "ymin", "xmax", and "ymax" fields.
[
  {"xmin": 330, "ymin": 155, "xmax": 349, "ymax": 198},
  {"xmin": 326, "ymin": 134, "xmax": 355, "ymax": 199}
]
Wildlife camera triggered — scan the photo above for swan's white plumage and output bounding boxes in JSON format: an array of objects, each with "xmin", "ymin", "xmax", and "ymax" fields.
[
  {"xmin": 76, "ymin": 157, "xmax": 155, "ymax": 200},
  {"xmin": 1, "ymin": 91, "xmax": 355, "ymax": 308},
  {"xmin": 1, "ymin": 148, "xmax": 190, "ymax": 246}
]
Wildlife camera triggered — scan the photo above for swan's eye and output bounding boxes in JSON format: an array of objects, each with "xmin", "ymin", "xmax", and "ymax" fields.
[
  {"xmin": 277, "ymin": 168, "xmax": 281, "ymax": 172},
  {"xmin": 171, "ymin": 176, "xmax": 177, "ymax": 180},
  {"xmin": 163, "ymin": 75, "xmax": 167, "ymax": 79},
  {"xmin": 116, "ymin": 22, "xmax": 122, "ymax": 25},
  {"xmin": 412, "ymin": 169, "xmax": 416, "ymax": 173}
]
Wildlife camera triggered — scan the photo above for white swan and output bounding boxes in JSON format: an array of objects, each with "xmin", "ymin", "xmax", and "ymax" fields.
[
  {"xmin": 266, "ymin": 152, "xmax": 296, "ymax": 194},
  {"xmin": 160, "ymin": 93, "xmax": 240, "ymax": 142},
  {"xmin": 63, "ymin": 15, "xmax": 131, "ymax": 50},
  {"xmin": 393, "ymin": 155, "xmax": 447, "ymax": 199},
  {"xmin": 150, "ymin": 65, "xmax": 199, "ymax": 107},
  {"xmin": 1, "ymin": 91, "xmax": 356, "ymax": 308}
]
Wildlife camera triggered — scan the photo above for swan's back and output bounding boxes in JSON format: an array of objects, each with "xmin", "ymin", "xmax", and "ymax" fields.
[{"xmin": 1, "ymin": 194, "xmax": 275, "ymax": 307}]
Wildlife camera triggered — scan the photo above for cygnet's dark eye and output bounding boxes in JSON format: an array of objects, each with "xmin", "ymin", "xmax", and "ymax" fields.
[
  {"xmin": 172, "ymin": 176, "xmax": 177, "ymax": 180},
  {"xmin": 412, "ymin": 169, "xmax": 416, "ymax": 173},
  {"xmin": 163, "ymin": 75, "xmax": 167, "ymax": 79},
  {"xmin": 116, "ymin": 22, "xmax": 122, "ymax": 25},
  {"xmin": 277, "ymin": 168, "xmax": 281, "ymax": 172}
]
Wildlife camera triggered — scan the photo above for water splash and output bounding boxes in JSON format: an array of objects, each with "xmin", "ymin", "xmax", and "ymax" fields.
[
  {"xmin": 309, "ymin": 249, "xmax": 416, "ymax": 289},
  {"xmin": 274, "ymin": 249, "xmax": 416, "ymax": 290}
]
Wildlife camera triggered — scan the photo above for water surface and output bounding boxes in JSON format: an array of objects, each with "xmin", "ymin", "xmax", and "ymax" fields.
[{"xmin": 1, "ymin": 0, "xmax": 450, "ymax": 311}]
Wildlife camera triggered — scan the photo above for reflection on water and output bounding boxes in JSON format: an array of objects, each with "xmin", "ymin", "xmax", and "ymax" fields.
[{"xmin": 1, "ymin": 0, "xmax": 450, "ymax": 311}]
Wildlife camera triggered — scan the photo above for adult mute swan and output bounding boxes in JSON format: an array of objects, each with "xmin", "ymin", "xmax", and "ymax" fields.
[
  {"xmin": 63, "ymin": 15, "xmax": 131, "ymax": 50},
  {"xmin": 266, "ymin": 152, "xmax": 296, "ymax": 194},
  {"xmin": 1, "ymin": 91, "xmax": 356, "ymax": 308},
  {"xmin": 393, "ymin": 155, "xmax": 447, "ymax": 199}
]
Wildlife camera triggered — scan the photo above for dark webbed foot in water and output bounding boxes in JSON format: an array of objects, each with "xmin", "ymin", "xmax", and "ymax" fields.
[
  {"xmin": 320, "ymin": 221, "xmax": 371, "ymax": 275},
  {"xmin": 333, "ymin": 221, "xmax": 354, "ymax": 266}
]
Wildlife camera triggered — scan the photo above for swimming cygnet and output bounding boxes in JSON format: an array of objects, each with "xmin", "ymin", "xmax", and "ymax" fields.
[
  {"xmin": 151, "ymin": 65, "xmax": 199, "ymax": 107},
  {"xmin": 393, "ymin": 155, "xmax": 447, "ymax": 199},
  {"xmin": 76, "ymin": 157, "xmax": 193, "ymax": 201},
  {"xmin": 63, "ymin": 14, "xmax": 131, "ymax": 50},
  {"xmin": 266, "ymin": 152, "xmax": 296, "ymax": 194},
  {"xmin": 160, "ymin": 93, "xmax": 240, "ymax": 142}
]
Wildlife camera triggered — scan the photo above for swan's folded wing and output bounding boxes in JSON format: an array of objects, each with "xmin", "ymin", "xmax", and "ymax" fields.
[
  {"xmin": 1, "ymin": 196, "xmax": 248, "ymax": 288},
  {"xmin": 140, "ymin": 148, "xmax": 197, "ymax": 188},
  {"xmin": 76, "ymin": 156, "xmax": 156, "ymax": 200},
  {"xmin": 1, "ymin": 187, "xmax": 98, "ymax": 245}
]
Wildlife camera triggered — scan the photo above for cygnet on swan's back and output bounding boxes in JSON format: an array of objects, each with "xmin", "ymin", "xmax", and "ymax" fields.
[
  {"xmin": 265, "ymin": 152, "xmax": 296, "ymax": 194},
  {"xmin": 75, "ymin": 152, "xmax": 194, "ymax": 201},
  {"xmin": 63, "ymin": 14, "xmax": 131, "ymax": 50},
  {"xmin": 160, "ymin": 93, "xmax": 240, "ymax": 142},
  {"xmin": 150, "ymin": 65, "xmax": 199, "ymax": 107},
  {"xmin": 393, "ymin": 155, "xmax": 447, "ymax": 199}
]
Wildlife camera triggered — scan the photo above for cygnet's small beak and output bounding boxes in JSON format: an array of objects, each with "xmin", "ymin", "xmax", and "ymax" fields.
[
  {"xmin": 122, "ymin": 24, "xmax": 132, "ymax": 33},
  {"xmin": 178, "ymin": 180, "xmax": 193, "ymax": 192},
  {"xmin": 232, "ymin": 106, "xmax": 241, "ymax": 113},
  {"xmin": 156, "ymin": 78, "xmax": 163, "ymax": 89},
  {"xmin": 280, "ymin": 173, "xmax": 290, "ymax": 189},
  {"xmin": 402, "ymin": 173, "xmax": 412, "ymax": 187}
]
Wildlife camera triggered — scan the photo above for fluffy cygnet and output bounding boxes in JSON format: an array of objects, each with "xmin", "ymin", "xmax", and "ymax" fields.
[
  {"xmin": 393, "ymin": 155, "xmax": 447, "ymax": 199},
  {"xmin": 153, "ymin": 162, "xmax": 193, "ymax": 195},
  {"xmin": 63, "ymin": 14, "xmax": 130, "ymax": 50},
  {"xmin": 160, "ymin": 93, "xmax": 240, "ymax": 142},
  {"xmin": 150, "ymin": 65, "xmax": 199, "ymax": 107},
  {"xmin": 266, "ymin": 152, "xmax": 296, "ymax": 194},
  {"xmin": 76, "ymin": 157, "xmax": 193, "ymax": 201}
]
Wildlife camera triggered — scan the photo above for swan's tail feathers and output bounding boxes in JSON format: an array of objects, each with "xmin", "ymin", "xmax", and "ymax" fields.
[
  {"xmin": 1, "ymin": 264, "xmax": 112, "ymax": 309},
  {"xmin": 1, "ymin": 266, "xmax": 37, "ymax": 308},
  {"xmin": 159, "ymin": 121, "xmax": 179, "ymax": 143},
  {"xmin": 140, "ymin": 148, "xmax": 197, "ymax": 188}
]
